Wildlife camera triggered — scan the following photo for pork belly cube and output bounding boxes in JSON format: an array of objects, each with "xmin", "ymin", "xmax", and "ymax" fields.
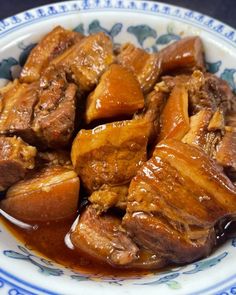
[
  {"xmin": 0, "ymin": 136, "xmax": 36, "ymax": 191},
  {"xmin": 0, "ymin": 67, "xmax": 77, "ymax": 149},
  {"xmin": 159, "ymin": 84, "xmax": 189, "ymax": 140},
  {"xmin": 124, "ymin": 139, "xmax": 236, "ymax": 265},
  {"xmin": 0, "ymin": 80, "xmax": 39, "ymax": 144},
  {"xmin": 117, "ymin": 43, "xmax": 161, "ymax": 94},
  {"xmin": 1, "ymin": 165, "xmax": 80, "ymax": 221},
  {"xmin": 32, "ymin": 66, "xmax": 77, "ymax": 149},
  {"xmin": 85, "ymin": 64, "xmax": 144, "ymax": 123},
  {"xmin": 71, "ymin": 119, "xmax": 150, "ymax": 192},
  {"xmin": 70, "ymin": 205, "xmax": 138, "ymax": 266},
  {"xmin": 20, "ymin": 26, "xmax": 83, "ymax": 83},
  {"xmin": 52, "ymin": 32, "xmax": 114, "ymax": 92},
  {"xmin": 158, "ymin": 37, "xmax": 205, "ymax": 74}
]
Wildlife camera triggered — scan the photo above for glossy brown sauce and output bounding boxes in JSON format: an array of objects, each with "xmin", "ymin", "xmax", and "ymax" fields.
[
  {"xmin": 0, "ymin": 213, "xmax": 151, "ymax": 278},
  {"xmin": 1, "ymin": 212, "xmax": 236, "ymax": 278}
]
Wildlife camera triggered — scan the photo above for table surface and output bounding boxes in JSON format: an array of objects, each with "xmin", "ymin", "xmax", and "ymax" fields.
[{"xmin": 0, "ymin": 0, "xmax": 235, "ymax": 29}]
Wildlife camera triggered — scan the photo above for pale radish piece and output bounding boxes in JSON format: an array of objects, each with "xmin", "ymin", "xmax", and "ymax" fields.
[
  {"xmin": 1, "ymin": 166, "xmax": 80, "ymax": 221},
  {"xmin": 160, "ymin": 85, "xmax": 189, "ymax": 140},
  {"xmin": 85, "ymin": 64, "xmax": 144, "ymax": 123}
]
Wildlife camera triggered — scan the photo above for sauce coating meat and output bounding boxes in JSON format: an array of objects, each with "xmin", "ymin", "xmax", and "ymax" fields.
[{"xmin": 0, "ymin": 27, "xmax": 235, "ymax": 275}]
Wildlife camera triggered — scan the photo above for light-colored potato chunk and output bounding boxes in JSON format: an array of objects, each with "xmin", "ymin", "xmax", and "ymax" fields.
[
  {"xmin": 1, "ymin": 166, "xmax": 80, "ymax": 221},
  {"xmin": 85, "ymin": 64, "xmax": 144, "ymax": 123},
  {"xmin": 71, "ymin": 119, "xmax": 150, "ymax": 192}
]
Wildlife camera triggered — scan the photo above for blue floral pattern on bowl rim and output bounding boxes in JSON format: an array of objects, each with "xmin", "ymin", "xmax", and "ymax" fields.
[{"xmin": 0, "ymin": 1, "xmax": 236, "ymax": 294}]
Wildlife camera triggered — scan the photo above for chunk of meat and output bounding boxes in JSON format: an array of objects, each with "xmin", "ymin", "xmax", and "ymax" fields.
[
  {"xmin": 162, "ymin": 71, "xmax": 235, "ymax": 115},
  {"xmin": 89, "ymin": 184, "xmax": 128, "ymax": 212},
  {"xmin": 182, "ymin": 108, "xmax": 223, "ymax": 158},
  {"xmin": 158, "ymin": 37, "xmax": 205, "ymax": 74},
  {"xmin": 70, "ymin": 206, "xmax": 138, "ymax": 266},
  {"xmin": 1, "ymin": 165, "xmax": 80, "ymax": 221},
  {"xmin": 71, "ymin": 119, "xmax": 150, "ymax": 192},
  {"xmin": 0, "ymin": 80, "xmax": 39, "ymax": 144},
  {"xmin": 182, "ymin": 109, "xmax": 213, "ymax": 147},
  {"xmin": 159, "ymin": 85, "xmax": 189, "ymax": 140},
  {"xmin": 32, "ymin": 66, "xmax": 77, "ymax": 149},
  {"xmin": 0, "ymin": 67, "xmax": 77, "ymax": 149},
  {"xmin": 52, "ymin": 32, "xmax": 114, "ymax": 92},
  {"xmin": 216, "ymin": 128, "xmax": 236, "ymax": 171},
  {"xmin": 135, "ymin": 89, "xmax": 167, "ymax": 145},
  {"xmin": 85, "ymin": 64, "xmax": 144, "ymax": 123},
  {"xmin": 124, "ymin": 139, "xmax": 236, "ymax": 265},
  {"xmin": 226, "ymin": 112, "xmax": 236, "ymax": 127},
  {"xmin": 117, "ymin": 43, "xmax": 161, "ymax": 94},
  {"xmin": 124, "ymin": 212, "xmax": 215, "ymax": 264},
  {"xmin": 0, "ymin": 136, "xmax": 36, "ymax": 191},
  {"xmin": 37, "ymin": 150, "xmax": 71, "ymax": 167},
  {"xmin": 20, "ymin": 26, "xmax": 83, "ymax": 83},
  {"xmin": 202, "ymin": 73, "xmax": 235, "ymax": 114}
]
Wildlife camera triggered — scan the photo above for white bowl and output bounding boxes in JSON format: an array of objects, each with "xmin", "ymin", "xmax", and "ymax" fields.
[{"xmin": 0, "ymin": 1, "xmax": 236, "ymax": 294}]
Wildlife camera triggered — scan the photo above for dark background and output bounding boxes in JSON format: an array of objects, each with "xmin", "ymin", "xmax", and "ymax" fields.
[{"xmin": 0, "ymin": 0, "xmax": 235, "ymax": 29}]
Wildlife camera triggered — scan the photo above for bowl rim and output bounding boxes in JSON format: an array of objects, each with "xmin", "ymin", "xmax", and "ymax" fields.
[
  {"xmin": 0, "ymin": 0, "xmax": 235, "ymax": 47},
  {"xmin": 0, "ymin": 1, "xmax": 236, "ymax": 295}
]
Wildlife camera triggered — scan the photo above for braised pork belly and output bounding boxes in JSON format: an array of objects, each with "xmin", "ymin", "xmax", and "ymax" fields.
[
  {"xmin": 71, "ymin": 119, "xmax": 150, "ymax": 192},
  {"xmin": 124, "ymin": 140, "xmax": 236, "ymax": 265},
  {"xmin": 0, "ymin": 26, "xmax": 235, "ymax": 273},
  {"xmin": 1, "ymin": 165, "xmax": 80, "ymax": 221},
  {"xmin": 52, "ymin": 32, "xmax": 114, "ymax": 92},
  {"xmin": 20, "ymin": 26, "xmax": 83, "ymax": 83}
]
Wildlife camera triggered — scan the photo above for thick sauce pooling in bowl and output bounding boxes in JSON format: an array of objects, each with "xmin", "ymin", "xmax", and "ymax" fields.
[
  {"xmin": 0, "ymin": 214, "xmax": 150, "ymax": 277},
  {"xmin": 1, "ymin": 213, "xmax": 236, "ymax": 277}
]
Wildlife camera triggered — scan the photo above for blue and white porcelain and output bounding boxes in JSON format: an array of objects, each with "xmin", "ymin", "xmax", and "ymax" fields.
[{"xmin": 0, "ymin": 1, "xmax": 236, "ymax": 294}]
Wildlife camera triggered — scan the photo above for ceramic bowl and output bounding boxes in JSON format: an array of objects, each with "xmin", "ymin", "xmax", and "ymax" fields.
[{"xmin": 0, "ymin": 1, "xmax": 236, "ymax": 294}]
